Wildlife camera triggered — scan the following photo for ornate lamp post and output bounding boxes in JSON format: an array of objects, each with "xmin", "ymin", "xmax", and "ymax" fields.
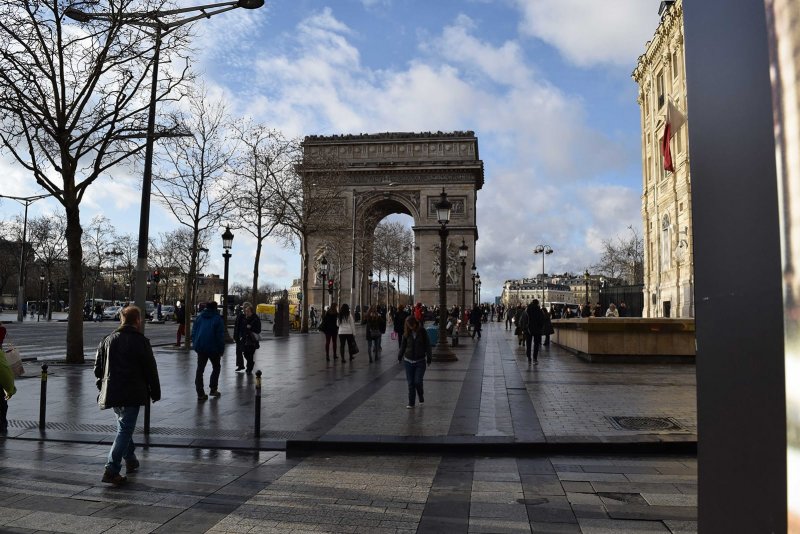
[
  {"xmin": 533, "ymin": 245, "xmax": 553, "ymax": 306},
  {"xmin": 65, "ymin": 1, "xmax": 264, "ymax": 331},
  {"xmin": 433, "ymin": 189, "xmax": 457, "ymax": 362},
  {"xmin": 105, "ymin": 249, "xmax": 123, "ymax": 304},
  {"xmin": 222, "ymin": 226, "xmax": 234, "ymax": 342},
  {"xmin": 477, "ymin": 275, "xmax": 482, "ymax": 306},
  {"xmin": 471, "ymin": 263, "xmax": 477, "ymax": 306},
  {"xmin": 458, "ymin": 239, "xmax": 468, "ymax": 333},
  {"xmin": 368, "ymin": 271, "xmax": 374, "ymax": 308},
  {"xmin": 320, "ymin": 257, "xmax": 329, "ymax": 311},
  {"xmin": 391, "ymin": 278, "xmax": 396, "ymax": 307}
]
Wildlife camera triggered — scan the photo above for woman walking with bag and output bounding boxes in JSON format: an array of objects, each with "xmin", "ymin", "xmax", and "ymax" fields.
[
  {"xmin": 397, "ymin": 316, "xmax": 432, "ymax": 409},
  {"xmin": 234, "ymin": 303, "xmax": 261, "ymax": 374},
  {"xmin": 337, "ymin": 303, "xmax": 357, "ymax": 362},
  {"xmin": 365, "ymin": 306, "xmax": 386, "ymax": 362},
  {"xmin": 320, "ymin": 303, "xmax": 339, "ymax": 361}
]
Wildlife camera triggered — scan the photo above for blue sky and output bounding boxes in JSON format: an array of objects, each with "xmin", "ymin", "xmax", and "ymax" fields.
[{"xmin": 1, "ymin": 0, "xmax": 661, "ymax": 300}]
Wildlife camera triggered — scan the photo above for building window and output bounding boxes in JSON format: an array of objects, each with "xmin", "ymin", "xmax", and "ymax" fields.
[
  {"xmin": 657, "ymin": 72, "xmax": 665, "ymax": 109},
  {"xmin": 671, "ymin": 49, "xmax": 680, "ymax": 79},
  {"xmin": 680, "ymin": 202, "xmax": 684, "ymax": 212},
  {"xmin": 661, "ymin": 214, "xmax": 672, "ymax": 269}
]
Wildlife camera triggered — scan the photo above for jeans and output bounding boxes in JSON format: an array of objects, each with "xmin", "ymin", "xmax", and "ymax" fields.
[
  {"xmin": 339, "ymin": 334, "xmax": 356, "ymax": 359},
  {"xmin": 404, "ymin": 360, "xmax": 426, "ymax": 406},
  {"xmin": 325, "ymin": 333, "xmax": 337, "ymax": 357},
  {"xmin": 395, "ymin": 332, "xmax": 404, "ymax": 348},
  {"xmin": 367, "ymin": 335, "xmax": 382, "ymax": 359},
  {"xmin": 195, "ymin": 352, "xmax": 221, "ymax": 395},
  {"xmin": 106, "ymin": 405, "xmax": 139, "ymax": 474},
  {"xmin": 524, "ymin": 333, "xmax": 542, "ymax": 361}
]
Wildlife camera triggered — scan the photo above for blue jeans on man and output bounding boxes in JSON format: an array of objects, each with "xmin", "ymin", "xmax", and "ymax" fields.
[
  {"xmin": 368, "ymin": 335, "xmax": 382, "ymax": 360},
  {"xmin": 404, "ymin": 360, "xmax": 426, "ymax": 406},
  {"xmin": 106, "ymin": 405, "xmax": 139, "ymax": 475}
]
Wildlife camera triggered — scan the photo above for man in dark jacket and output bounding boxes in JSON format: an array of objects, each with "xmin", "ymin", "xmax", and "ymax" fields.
[
  {"xmin": 518, "ymin": 299, "xmax": 545, "ymax": 364},
  {"xmin": 94, "ymin": 306, "xmax": 161, "ymax": 485},
  {"xmin": 192, "ymin": 301, "xmax": 225, "ymax": 400}
]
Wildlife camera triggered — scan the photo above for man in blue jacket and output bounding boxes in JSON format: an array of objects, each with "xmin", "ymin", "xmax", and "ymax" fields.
[{"xmin": 192, "ymin": 301, "xmax": 225, "ymax": 401}]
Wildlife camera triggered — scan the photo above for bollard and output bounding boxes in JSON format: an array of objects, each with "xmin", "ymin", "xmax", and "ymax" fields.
[
  {"xmin": 254, "ymin": 369, "xmax": 262, "ymax": 438},
  {"xmin": 39, "ymin": 364, "xmax": 48, "ymax": 431},
  {"xmin": 144, "ymin": 400, "xmax": 150, "ymax": 435}
]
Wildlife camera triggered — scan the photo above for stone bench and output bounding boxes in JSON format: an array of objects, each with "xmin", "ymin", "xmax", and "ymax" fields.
[{"xmin": 552, "ymin": 318, "xmax": 696, "ymax": 363}]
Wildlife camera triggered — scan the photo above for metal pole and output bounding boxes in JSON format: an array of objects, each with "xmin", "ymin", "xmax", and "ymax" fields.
[
  {"xmin": 223, "ymin": 250, "xmax": 232, "ymax": 342},
  {"xmin": 254, "ymin": 369, "xmax": 262, "ymax": 438},
  {"xmin": 134, "ymin": 25, "xmax": 162, "ymax": 335},
  {"xmin": 460, "ymin": 259, "xmax": 466, "ymax": 333},
  {"xmin": 38, "ymin": 364, "xmax": 48, "ymax": 430},
  {"xmin": 433, "ymin": 225, "xmax": 456, "ymax": 361},
  {"xmin": 321, "ymin": 274, "xmax": 326, "ymax": 311},
  {"xmin": 350, "ymin": 190, "xmax": 356, "ymax": 310}
]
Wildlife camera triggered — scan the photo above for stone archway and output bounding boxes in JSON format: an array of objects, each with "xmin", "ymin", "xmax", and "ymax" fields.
[{"xmin": 301, "ymin": 131, "xmax": 484, "ymax": 312}]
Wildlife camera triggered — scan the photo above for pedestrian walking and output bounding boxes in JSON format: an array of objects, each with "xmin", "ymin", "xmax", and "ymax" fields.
[
  {"xmin": 320, "ymin": 303, "xmax": 339, "ymax": 361},
  {"xmin": 0, "ymin": 324, "xmax": 16, "ymax": 433},
  {"xmin": 365, "ymin": 305, "xmax": 386, "ymax": 362},
  {"xmin": 337, "ymin": 303, "xmax": 358, "ymax": 362},
  {"xmin": 191, "ymin": 301, "xmax": 225, "ymax": 400},
  {"xmin": 310, "ymin": 306, "xmax": 318, "ymax": 328},
  {"xmin": 393, "ymin": 305, "xmax": 409, "ymax": 348},
  {"xmin": 518, "ymin": 299, "xmax": 545, "ymax": 364},
  {"xmin": 397, "ymin": 316, "xmax": 432, "ymax": 409},
  {"xmin": 93, "ymin": 306, "xmax": 161, "ymax": 485},
  {"xmin": 175, "ymin": 301, "xmax": 186, "ymax": 347},
  {"xmin": 505, "ymin": 305, "xmax": 514, "ymax": 330},
  {"xmin": 542, "ymin": 306, "xmax": 554, "ymax": 346},
  {"xmin": 234, "ymin": 302, "xmax": 261, "ymax": 374},
  {"xmin": 470, "ymin": 303, "xmax": 483, "ymax": 339}
]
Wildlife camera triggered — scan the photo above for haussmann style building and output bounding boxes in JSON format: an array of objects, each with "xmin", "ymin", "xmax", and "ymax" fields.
[{"xmin": 632, "ymin": 0, "xmax": 694, "ymax": 318}]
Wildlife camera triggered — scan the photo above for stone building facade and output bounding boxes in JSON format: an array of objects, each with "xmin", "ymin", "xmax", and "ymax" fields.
[{"xmin": 632, "ymin": 0, "xmax": 694, "ymax": 318}]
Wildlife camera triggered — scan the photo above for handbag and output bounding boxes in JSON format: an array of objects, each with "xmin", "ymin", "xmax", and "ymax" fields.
[
  {"xmin": 390, "ymin": 331, "xmax": 398, "ymax": 340},
  {"xmin": 3, "ymin": 345, "xmax": 24, "ymax": 377},
  {"xmin": 347, "ymin": 336, "xmax": 360, "ymax": 355}
]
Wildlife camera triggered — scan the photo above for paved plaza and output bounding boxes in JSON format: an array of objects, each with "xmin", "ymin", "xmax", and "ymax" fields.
[{"xmin": 0, "ymin": 318, "xmax": 698, "ymax": 533}]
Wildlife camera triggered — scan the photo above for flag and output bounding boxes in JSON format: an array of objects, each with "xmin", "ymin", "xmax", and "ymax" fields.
[{"xmin": 661, "ymin": 97, "xmax": 687, "ymax": 172}]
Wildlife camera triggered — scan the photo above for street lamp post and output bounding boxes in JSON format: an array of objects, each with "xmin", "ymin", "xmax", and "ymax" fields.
[
  {"xmin": 38, "ymin": 274, "xmax": 44, "ymax": 322},
  {"xmin": 368, "ymin": 271, "xmax": 373, "ymax": 308},
  {"xmin": 458, "ymin": 239, "xmax": 468, "ymax": 334},
  {"xmin": 391, "ymin": 278, "xmax": 396, "ymax": 308},
  {"xmin": 433, "ymin": 189, "xmax": 457, "ymax": 362},
  {"xmin": 475, "ymin": 272, "xmax": 481, "ymax": 305},
  {"xmin": 320, "ymin": 257, "xmax": 329, "ymax": 311},
  {"xmin": 65, "ymin": 1, "xmax": 264, "ymax": 332},
  {"xmin": 105, "ymin": 249, "xmax": 123, "ymax": 304},
  {"xmin": 222, "ymin": 226, "xmax": 234, "ymax": 343},
  {"xmin": 533, "ymin": 245, "xmax": 553, "ymax": 307},
  {"xmin": 471, "ymin": 263, "xmax": 477, "ymax": 307},
  {"xmin": 0, "ymin": 193, "xmax": 51, "ymax": 322}
]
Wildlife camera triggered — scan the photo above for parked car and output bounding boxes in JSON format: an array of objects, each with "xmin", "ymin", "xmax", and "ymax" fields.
[
  {"xmin": 102, "ymin": 305, "xmax": 122, "ymax": 321},
  {"xmin": 161, "ymin": 305, "xmax": 175, "ymax": 321}
]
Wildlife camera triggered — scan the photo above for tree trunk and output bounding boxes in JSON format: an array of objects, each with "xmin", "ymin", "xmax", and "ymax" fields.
[
  {"xmin": 252, "ymin": 238, "xmax": 261, "ymax": 306},
  {"xmin": 64, "ymin": 200, "xmax": 85, "ymax": 364},
  {"xmin": 301, "ymin": 236, "xmax": 309, "ymax": 333},
  {"xmin": 183, "ymin": 232, "xmax": 199, "ymax": 349}
]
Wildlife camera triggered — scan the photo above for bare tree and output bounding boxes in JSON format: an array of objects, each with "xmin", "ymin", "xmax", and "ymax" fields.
[
  {"xmin": 28, "ymin": 213, "xmax": 68, "ymax": 317},
  {"xmin": 81, "ymin": 215, "xmax": 116, "ymax": 305},
  {"xmin": 272, "ymin": 149, "xmax": 347, "ymax": 333},
  {"xmin": 592, "ymin": 226, "xmax": 645, "ymax": 285},
  {"xmin": 151, "ymin": 86, "xmax": 233, "ymax": 346},
  {"xmin": 0, "ymin": 1, "xmax": 191, "ymax": 362},
  {"xmin": 228, "ymin": 124, "xmax": 292, "ymax": 304}
]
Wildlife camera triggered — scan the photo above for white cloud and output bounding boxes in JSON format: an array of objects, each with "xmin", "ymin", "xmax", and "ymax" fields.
[{"xmin": 513, "ymin": 0, "xmax": 660, "ymax": 67}]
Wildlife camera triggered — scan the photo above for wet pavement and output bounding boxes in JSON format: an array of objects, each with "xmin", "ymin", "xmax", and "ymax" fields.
[{"xmin": 0, "ymin": 320, "xmax": 698, "ymax": 533}]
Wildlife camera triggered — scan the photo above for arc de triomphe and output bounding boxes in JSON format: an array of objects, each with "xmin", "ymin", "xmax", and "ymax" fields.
[{"xmin": 301, "ymin": 131, "xmax": 484, "ymax": 311}]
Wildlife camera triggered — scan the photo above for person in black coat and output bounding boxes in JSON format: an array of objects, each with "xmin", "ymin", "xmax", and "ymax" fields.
[
  {"xmin": 469, "ymin": 304, "xmax": 483, "ymax": 339},
  {"xmin": 393, "ymin": 306, "xmax": 409, "ymax": 348},
  {"xmin": 234, "ymin": 302, "xmax": 261, "ymax": 374},
  {"xmin": 94, "ymin": 306, "xmax": 161, "ymax": 485},
  {"xmin": 397, "ymin": 316, "xmax": 432, "ymax": 408},
  {"xmin": 518, "ymin": 299, "xmax": 545, "ymax": 364}
]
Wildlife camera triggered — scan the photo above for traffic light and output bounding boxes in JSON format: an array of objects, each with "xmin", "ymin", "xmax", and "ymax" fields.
[
  {"xmin": 328, "ymin": 280, "xmax": 334, "ymax": 290},
  {"xmin": 152, "ymin": 270, "xmax": 160, "ymax": 283}
]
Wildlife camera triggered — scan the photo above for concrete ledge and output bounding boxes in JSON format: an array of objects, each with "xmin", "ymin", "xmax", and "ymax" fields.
[{"xmin": 552, "ymin": 318, "xmax": 696, "ymax": 362}]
